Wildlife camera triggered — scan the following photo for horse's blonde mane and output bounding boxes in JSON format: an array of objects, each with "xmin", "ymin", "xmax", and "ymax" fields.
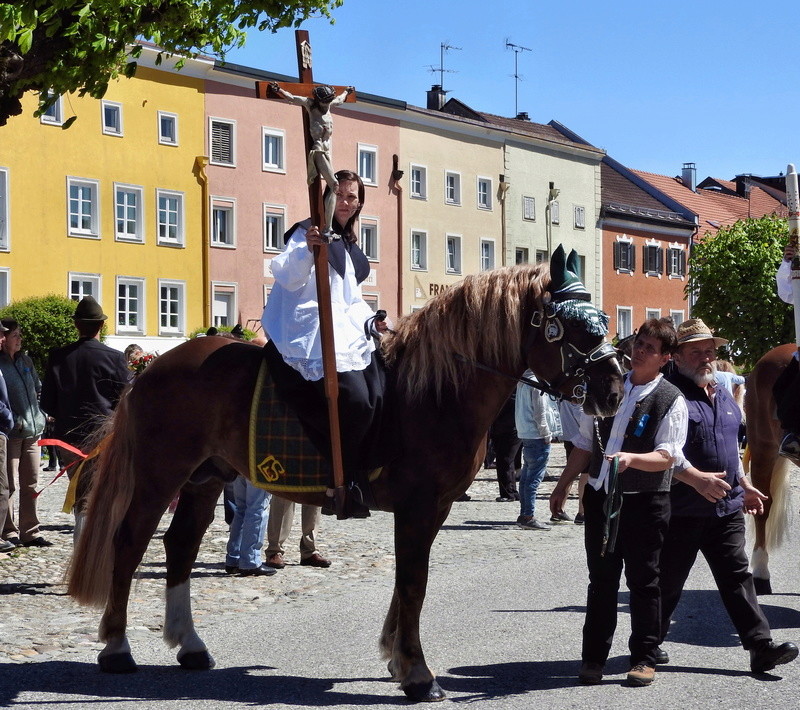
[{"xmin": 382, "ymin": 264, "xmax": 549, "ymax": 401}]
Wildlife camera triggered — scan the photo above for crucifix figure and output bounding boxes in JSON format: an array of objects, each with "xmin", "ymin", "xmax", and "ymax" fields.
[{"xmin": 268, "ymin": 82, "xmax": 354, "ymax": 236}]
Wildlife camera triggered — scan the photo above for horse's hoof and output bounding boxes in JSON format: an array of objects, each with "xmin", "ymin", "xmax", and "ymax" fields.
[
  {"xmin": 98, "ymin": 652, "xmax": 138, "ymax": 673},
  {"xmin": 402, "ymin": 679, "xmax": 446, "ymax": 702},
  {"xmin": 754, "ymin": 577, "xmax": 773, "ymax": 596},
  {"xmin": 178, "ymin": 650, "xmax": 216, "ymax": 670}
]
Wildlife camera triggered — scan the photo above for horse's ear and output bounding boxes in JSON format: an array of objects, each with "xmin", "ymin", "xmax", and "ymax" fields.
[
  {"xmin": 567, "ymin": 249, "xmax": 580, "ymax": 275},
  {"xmin": 550, "ymin": 244, "xmax": 567, "ymax": 290}
]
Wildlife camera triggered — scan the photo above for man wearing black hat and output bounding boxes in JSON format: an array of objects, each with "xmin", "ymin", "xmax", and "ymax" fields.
[{"xmin": 40, "ymin": 297, "xmax": 129, "ymax": 536}]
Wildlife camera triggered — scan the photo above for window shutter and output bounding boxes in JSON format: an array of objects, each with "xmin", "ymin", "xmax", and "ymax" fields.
[
  {"xmin": 613, "ymin": 242, "xmax": 620, "ymax": 270},
  {"xmin": 211, "ymin": 122, "xmax": 233, "ymax": 164},
  {"xmin": 679, "ymin": 250, "xmax": 686, "ymax": 276},
  {"xmin": 642, "ymin": 245, "xmax": 647, "ymax": 273},
  {"xmin": 630, "ymin": 243, "xmax": 636, "ymax": 272},
  {"xmin": 657, "ymin": 247, "xmax": 664, "ymax": 275}
]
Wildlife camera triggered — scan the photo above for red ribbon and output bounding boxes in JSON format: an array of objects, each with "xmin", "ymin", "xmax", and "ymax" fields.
[{"xmin": 34, "ymin": 438, "xmax": 88, "ymax": 497}]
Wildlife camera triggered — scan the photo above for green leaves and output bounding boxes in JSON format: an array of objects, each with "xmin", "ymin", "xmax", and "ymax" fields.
[{"xmin": 687, "ymin": 216, "xmax": 793, "ymax": 369}]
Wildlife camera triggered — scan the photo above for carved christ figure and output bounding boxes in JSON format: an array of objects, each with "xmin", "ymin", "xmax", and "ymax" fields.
[{"xmin": 269, "ymin": 82, "xmax": 354, "ymax": 235}]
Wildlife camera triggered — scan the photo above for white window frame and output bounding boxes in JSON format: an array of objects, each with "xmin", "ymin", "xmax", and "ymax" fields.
[
  {"xmin": 646, "ymin": 308, "xmax": 662, "ymax": 321},
  {"xmin": 536, "ymin": 249, "xmax": 549, "ymax": 264},
  {"xmin": 515, "ymin": 247, "xmax": 529, "ymax": 264},
  {"xmin": 210, "ymin": 196, "xmax": 236, "ymax": 248},
  {"xmin": 445, "ymin": 171, "xmax": 461, "ymax": 206},
  {"xmin": 480, "ymin": 238, "xmax": 496, "ymax": 271},
  {"xmin": 116, "ymin": 276, "xmax": 146, "ymax": 335},
  {"xmin": 0, "ymin": 167, "xmax": 9, "ymax": 251},
  {"xmin": 614, "ymin": 235, "xmax": 635, "ymax": 274},
  {"xmin": 69, "ymin": 272, "xmax": 100, "ymax": 302},
  {"xmin": 114, "ymin": 183, "xmax": 144, "ymax": 243},
  {"xmin": 617, "ymin": 306, "xmax": 633, "ymax": 339},
  {"xmin": 550, "ymin": 200, "xmax": 560, "ymax": 225},
  {"xmin": 574, "ymin": 205, "xmax": 586, "ymax": 229},
  {"xmin": 156, "ymin": 189, "xmax": 185, "ymax": 247},
  {"xmin": 643, "ymin": 240, "xmax": 664, "ymax": 277},
  {"xmin": 670, "ymin": 310, "xmax": 685, "ymax": 326},
  {"xmin": 211, "ymin": 282, "xmax": 237, "ymax": 327},
  {"xmin": 67, "ymin": 177, "xmax": 100, "ymax": 239},
  {"xmin": 40, "ymin": 91, "xmax": 63, "ymax": 126},
  {"xmin": 101, "ymin": 100, "xmax": 123, "ymax": 136},
  {"xmin": 411, "ymin": 230, "xmax": 428, "ymax": 271},
  {"xmin": 209, "ymin": 117, "xmax": 236, "ymax": 167},
  {"xmin": 158, "ymin": 111, "xmax": 179, "ymax": 146},
  {"xmin": 477, "ymin": 177, "xmax": 493, "ymax": 210},
  {"xmin": 523, "ymin": 195, "xmax": 536, "ymax": 221},
  {"xmin": 0, "ymin": 268, "xmax": 9, "ymax": 308},
  {"xmin": 410, "ymin": 164, "xmax": 427, "ymax": 200},
  {"xmin": 263, "ymin": 204, "xmax": 286, "ymax": 252},
  {"xmin": 358, "ymin": 143, "xmax": 378, "ymax": 185},
  {"xmin": 158, "ymin": 279, "xmax": 186, "ymax": 336},
  {"xmin": 262, "ymin": 127, "xmax": 286, "ymax": 173},
  {"xmin": 360, "ymin": 216, "xmax": 379, "ymax": 261},
  {"xmin": 667, "ymin": 243, "xmax": 686, "ymax": 279},
  {"xmin": 446, "ymin": 234, "xmax": 462, "ymax": 274}
]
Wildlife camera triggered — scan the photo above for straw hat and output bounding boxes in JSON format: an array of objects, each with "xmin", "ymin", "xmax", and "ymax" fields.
[{"xmin": 676, "ymin": 318, "xmax": 728, "ymax": 347}]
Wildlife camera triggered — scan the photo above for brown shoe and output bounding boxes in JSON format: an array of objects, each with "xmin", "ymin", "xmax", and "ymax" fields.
[
  {"xmin": 265, "ymin": 553, "xmax": 286, "ymax": 569},
  {"xmin": 627, "ymin": 663, "xmax": 655, "ymax": 686},
  {"xmin": 300, "ymin": 552, "xmax": 331, "ymax": 568},
  {"xmin": 578, "ymin": 662, "xmax": 604, "ymax": 685}
]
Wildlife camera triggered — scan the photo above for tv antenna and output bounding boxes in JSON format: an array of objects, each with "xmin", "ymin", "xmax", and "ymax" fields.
[
  {"xmin": 426, "ymin": 41, "xmax": 461, "ymax": 93},
  {"xmin": 505, "ymin": 39, "xmax": 531, "ymax": 117}
]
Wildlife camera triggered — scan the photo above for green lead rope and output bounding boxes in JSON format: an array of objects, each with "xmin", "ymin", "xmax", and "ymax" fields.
[{"xmin": 601, "ymin": 455, "xmax": 623, "ymax": 557}]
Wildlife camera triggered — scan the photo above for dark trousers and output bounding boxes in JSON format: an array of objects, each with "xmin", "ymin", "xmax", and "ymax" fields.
[
  {"xmin": 492, "ymin": 431, "xmax": 521, "ymax": 499},
  {"xmin": 659, "ymin": 511, "xmax": 771, "ymax": 650},
  {"xmin": 582, "ymin": 485, "xmax": 670, "ymax": 667}
]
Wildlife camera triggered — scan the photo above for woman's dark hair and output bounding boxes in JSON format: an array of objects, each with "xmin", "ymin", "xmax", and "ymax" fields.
[
  {"xmin": 0, "ymin": 318, "xmax": 18, "ymax": 333},
  {"xmin": 324, "ymin": 169, "xmax": 364, "ymax": 243},
  {"xmin": 636, "ymin": 318, "xmax": 678, "ymax": 355}
]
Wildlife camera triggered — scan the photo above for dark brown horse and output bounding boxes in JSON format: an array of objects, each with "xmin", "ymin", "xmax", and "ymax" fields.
[
  {"xmin": 744, "ymin": 343, "xmax": 797, "ymax": 594},
  {"xmin": 67, "ymin": 258, "xmax": 624, "ymax": 702}
]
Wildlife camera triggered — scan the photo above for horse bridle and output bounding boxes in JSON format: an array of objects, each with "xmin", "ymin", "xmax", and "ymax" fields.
[{"xmin": 523, "ymin": 297, "xmax": 620, "ymax": 404}]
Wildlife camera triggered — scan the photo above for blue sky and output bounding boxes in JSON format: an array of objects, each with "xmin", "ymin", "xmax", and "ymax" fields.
[{"xmin": 225, "ymin": 0, "xmax": 800, "ymax": 182}]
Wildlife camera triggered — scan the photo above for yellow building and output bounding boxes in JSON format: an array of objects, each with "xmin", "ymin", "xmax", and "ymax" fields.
[{"xmin": 0, "ymin": 50, "xmax": 210, "ymax": 351}]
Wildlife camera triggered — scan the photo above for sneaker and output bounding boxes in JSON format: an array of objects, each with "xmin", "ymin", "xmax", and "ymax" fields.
[
  {"xmin": 517, "ymin": 516, "xmax": 551, "ymax": 531},
  {"xmin": 0, "ymin": 539, "xmax": 16, "ymax": 553},
  {"xmin": 627, "ymin": 663, "xmax": 655, "ymax": 686},
  {"xmin": 779, "ymin": 433, "xmax": 800, "ymax": 466},
  {"xmin": 550, "ymin": 510, "xmax": 573, "ymax": 523},
  {"xmin": 574, "ymin": 513, "xmax": 585, "ymax": 525},
  {"xmin": 578, "ymin": 662, "xmax": 604, "ymax": 685}
]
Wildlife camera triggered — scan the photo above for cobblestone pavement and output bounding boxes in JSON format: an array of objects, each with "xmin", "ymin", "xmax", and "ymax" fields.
[{"xmin": 0, "ymin": 447, "xmax": 581, "ymax": 666}]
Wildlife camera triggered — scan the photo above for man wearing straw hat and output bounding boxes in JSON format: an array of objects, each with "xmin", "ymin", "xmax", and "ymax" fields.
[{"xmin": 655, "ymin": 318, "xmax": 798, "ymax": 674}]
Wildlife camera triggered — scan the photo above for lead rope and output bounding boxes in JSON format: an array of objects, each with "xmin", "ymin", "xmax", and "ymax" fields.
[{"xmin": 600, "ymin": 455, "xmax": 623, "ymax": 557}]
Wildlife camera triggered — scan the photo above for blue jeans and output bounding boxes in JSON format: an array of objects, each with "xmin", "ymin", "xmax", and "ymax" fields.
[
  {"xmin": 225, "ymin": 477, "xmax": 271, "ymax": 570},
  {"xmin": 519, "ymin": 438, "xmax": 550, "ymax": 518}
]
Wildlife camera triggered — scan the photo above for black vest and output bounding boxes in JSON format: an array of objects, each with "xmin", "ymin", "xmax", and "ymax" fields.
[{"xmin": 589, "ymin": 377, "xmax": 681, "ymax": 493}]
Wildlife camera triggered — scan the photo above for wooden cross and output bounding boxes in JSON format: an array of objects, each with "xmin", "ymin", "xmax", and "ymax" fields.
[{"xmin": 255, "ymin": 30, "xmax": 356, "ymax": 518}]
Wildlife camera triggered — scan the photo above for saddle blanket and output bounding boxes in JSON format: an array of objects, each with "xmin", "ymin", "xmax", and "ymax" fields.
[{"xmin": 248, "ymin": 359, "xmax": 331, "ymax": 493}]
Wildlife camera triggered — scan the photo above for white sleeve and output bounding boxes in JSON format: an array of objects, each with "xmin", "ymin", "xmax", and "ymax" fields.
[
  {"xmin": 654, "ymin": 395, "xmax": 688, "ymax": 466},
  {"xmin": 572, "ymin": 411, "xmax": 595, "ymax": 451},
  {"xmin": 270, "ymin": 228, "xmax": 315, "ymax": 292},
  {"xmin": 777, "ymin": 259, "xmax": 793, "ymax": 304}
]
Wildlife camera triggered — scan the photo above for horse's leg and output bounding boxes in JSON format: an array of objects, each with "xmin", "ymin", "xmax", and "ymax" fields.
[
  {"xmin": 98, "ymin": 497, "xmax": 170, "ymax": 672},
  {"xmin": 163, "ymin": 478, "xmax": 224, "ymax": 669},
  {"xmin": 390, "ymin": 499, "xmax": 450, "ymax": 702}
]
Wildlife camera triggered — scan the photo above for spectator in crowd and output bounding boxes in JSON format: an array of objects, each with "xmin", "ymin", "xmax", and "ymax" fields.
[
  {"xmin": 514, "ymin": 371, "xmax": 552, "ymax": 530},
  {"xmin": 40, "ymin": 296, "xmax": 129, "ymax": 540},
  {"xmin": 490, "ymin": 393, "xmax": 521, "ymax": 502},
  {"xmin": 558, "ymin": 398, "xmax": 589, "ymax": 524},
  {"xmin": 265, "ymin": 497, "xmax": 331, "ymax": 569},
  {"xmin": 0, "ymin": 319, "xmax": 49, "ymax": 547},
  {"xmin": 0, "ymin": 323, "xmax": 17, "ymax": 553},
  {"xmin": 225, "ymin": 476, "xmax": 277, "ymax": 577}
]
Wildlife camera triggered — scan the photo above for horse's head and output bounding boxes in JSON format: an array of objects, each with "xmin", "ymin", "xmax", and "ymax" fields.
[
  {"xmin": 524, "ymin": 245, "xmax": 623, "ymax": 417},
  {"xmin": 614, "ymin": 332, "xmax": 636, "ymax": 372}
]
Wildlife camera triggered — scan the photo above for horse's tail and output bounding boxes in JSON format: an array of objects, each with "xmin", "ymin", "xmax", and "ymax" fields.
[
  {"xmin": 66, "ymin": 393, "xmax": 136, "ymax": 608},
  {"xmin": 764, "ymin": 456, "xmax": 792, "ymax": 551}
]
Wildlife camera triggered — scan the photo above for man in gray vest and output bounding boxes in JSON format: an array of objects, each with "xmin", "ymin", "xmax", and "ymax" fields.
[
  {"xmin": 656, "ymin": 318, "xmax": 798, "ymax": 674},
  {"xmin": 550, "ymin": 318, "xmax": 687, "ymax": 687}
]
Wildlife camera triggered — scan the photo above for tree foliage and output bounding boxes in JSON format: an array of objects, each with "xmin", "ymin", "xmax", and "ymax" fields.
[
  {"xmin": 0, "ymin": 293, "xmax": 80, "ymax": 375},
  {"xmin": 0, "ymin": 0, "xmax": 343, "ymax": 125},
  {"xmin": 686, "ymin": 216, "xmax": 793, "ymax": 370}
]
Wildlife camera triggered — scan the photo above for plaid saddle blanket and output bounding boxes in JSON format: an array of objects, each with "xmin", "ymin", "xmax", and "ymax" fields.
[{"xmin": 248, "ymin": 359, "xmax": 330, "ymax": 493}]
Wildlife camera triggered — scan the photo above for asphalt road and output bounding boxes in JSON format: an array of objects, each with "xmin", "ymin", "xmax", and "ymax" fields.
[{"xmin": 3, "ymin": 464, "xmax": 800, "ymax": 709}]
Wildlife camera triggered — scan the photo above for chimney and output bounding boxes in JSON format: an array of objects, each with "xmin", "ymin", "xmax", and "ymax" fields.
[
  {"xmin": 734, "ymin": 174, "xmax": 752, "ymax": 198},
  {"xmin": 515, "ymin": 111, "xmax": 530, "ymax": 121},
  {"xmin": 681, "ymin": 162, "xmax": 696, "ymax": 192},
  {"xmin": 427, "ymin": 84, "xmax": 446, "ymax": 111}
]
